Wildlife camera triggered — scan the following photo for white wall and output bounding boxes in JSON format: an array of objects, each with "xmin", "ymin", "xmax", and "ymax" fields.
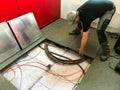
[
  {"xmin": 92, "ymin": 0, "xmax": 120, "ymax": 30},
  {"xmin": 112, "ymin": 0, "xmax": 120, "ymax": 13},
  {"xmin": 61, "ymin": 0, "xmax": 120, "ymax": 30},
  {"xmin": 61, "ymin": 0, "xmax": 87, "ymax": 19},
  {"xmin": 109, "ymin": 0, "xmax": 120, "ymax": 29}
]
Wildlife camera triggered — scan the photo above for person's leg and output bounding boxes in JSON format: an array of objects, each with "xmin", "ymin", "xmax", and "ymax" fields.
[
  {"xmin": 69, "ymin": 22, "xmax": 82, "ymax": 35},
  {"xmin": 97, "ymin": 8, "xmax": 116, "ymax": 61}
]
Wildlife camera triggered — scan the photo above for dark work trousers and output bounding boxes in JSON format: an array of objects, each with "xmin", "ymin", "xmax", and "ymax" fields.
[
  {"xmin": 97, "ymin": 8, "xmax": 116, "ymax": 54},
  {"xmin": 97, "ymin": 8, "xmax": 116, "ymax": 45}
]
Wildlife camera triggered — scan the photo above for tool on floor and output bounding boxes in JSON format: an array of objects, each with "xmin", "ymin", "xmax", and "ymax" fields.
[
  {"xmin": 108, "ymin": 60, "xmax": 120, "ymax": 74},
  {"xmin": 115, "ymin": 61, "xmax": 120, "ymax": 74},
  {"xmin": 114, "ymin": 36, "xmax": 120, "ymax": 55}
]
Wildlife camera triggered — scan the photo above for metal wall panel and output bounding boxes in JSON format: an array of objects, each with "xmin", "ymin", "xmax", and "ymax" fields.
[
  {"xmin": 0, "ymin": 22, "xmax": 20, "ymax": 64},
  {"xmin": 8, "ymin": 13, "xmax": 42, "ymax": 49}
]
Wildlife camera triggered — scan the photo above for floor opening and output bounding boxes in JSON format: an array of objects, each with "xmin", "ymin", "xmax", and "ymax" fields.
[{"xmin": 3, "ymin": 40, "xmax": 93, "ymax": 90}]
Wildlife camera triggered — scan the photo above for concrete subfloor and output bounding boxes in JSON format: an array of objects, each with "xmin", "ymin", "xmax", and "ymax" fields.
[{"xmin": 0, "ymin": 19, "xmax": 120, "ymax": 90}]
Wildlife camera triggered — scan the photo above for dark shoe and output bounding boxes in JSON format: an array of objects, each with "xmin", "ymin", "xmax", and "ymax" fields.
[
  {"xmin": 100, "ymin": 53, "xmax": 109, "ymax": 61},
  {"xmin": 100, "ymin": 42, "xmax": 110, "ymax": 61},
  {"xmin": 69, "ymin": 27, "xmax": 80, "ymax": 35}
]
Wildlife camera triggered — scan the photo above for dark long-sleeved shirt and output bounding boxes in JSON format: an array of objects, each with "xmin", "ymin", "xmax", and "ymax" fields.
[{"xmin": 77, "ymin": 0, "xmax": 115, "ymax": 32}]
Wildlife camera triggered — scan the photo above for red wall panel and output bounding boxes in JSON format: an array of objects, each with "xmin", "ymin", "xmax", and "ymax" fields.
[
  {"xmin": 45, "ymin": 0, "xmax": 60, "ymax": 24},
  {"xmin": 17, "ymin": 0, "xmax": 46, "ymax": 28},
  {"xmin": 0, "ymin": 0, "xmax": 19, "ymax": 22},
  {"xmin": 0, "ymin": 0, "xmax": 60, "ymax": 28}
]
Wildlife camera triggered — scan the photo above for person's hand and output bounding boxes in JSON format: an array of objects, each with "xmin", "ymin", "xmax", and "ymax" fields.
[{"xmin": 78, "ymin": 48, "xmax": 84, "ymax": 56}]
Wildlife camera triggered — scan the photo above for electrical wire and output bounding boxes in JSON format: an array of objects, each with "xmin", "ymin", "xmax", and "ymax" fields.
[
  {"xmin": 39, "ymin": 44, "xmax": 77, "ymax": 61},
  {"xmin": 40, "ymin": 43, "xmax": 86, "ymax": 74},
  {"xmin": 2, "ymin": 58, "xmax": 90, "ymax": 90},
  {"xmin": 2, "ymin": 42, "xmax": 91, "ymax": 89},
  {"xmin": 3, "ymin": 61, "xmax": 86, "ymax": 82},
  {"xmin": 16, "ymin": 47, "xmax": 42, "ymax": 63},
  {"xmin": 27, "ymin": 47, "xmax": 42, "ymax": 59},
  {"xmin": 2, "ymin": 67, "xmax": 16, "ymax": 82},
  {"xmin": 15, "ymin": 62, "xmax": 23, "ymax": 90}
]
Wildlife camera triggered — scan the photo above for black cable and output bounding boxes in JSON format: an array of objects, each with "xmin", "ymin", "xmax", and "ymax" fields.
[
  {"xmin": 52, "ymin": 51, "xmax": 86, "ymax": 74},
  {"xmin": 40, "ymin": 43, "xmax": 87, "ymax": 64},
  {"xmin": 40, "ymin": 43, "xmax": 86, "ymax": 75},
  {"xmin": 39, "ymin": 44, "xmax": 73, "ymax": 60}
]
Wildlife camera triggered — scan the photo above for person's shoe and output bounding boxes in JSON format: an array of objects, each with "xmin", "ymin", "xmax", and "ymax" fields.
[
  {"xmin": 100, "ymin": 53, "xmax": 109, "ymax": 61},
  {"xmin": 100, "ymin": 42, "xmax": 110, "ymax": 61},
  {"xmin": 69, "ymin": 27, "xmax": 80, "ymax": 35}
]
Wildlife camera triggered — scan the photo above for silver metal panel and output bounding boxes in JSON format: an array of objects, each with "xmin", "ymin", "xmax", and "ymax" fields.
[
  {"xmin": 0, "ymin": 22, "xmax": 20, "ymax": 64},
  {"xmin": 8, "ymin": 13, "xmax": 42, "ymax": 49}
]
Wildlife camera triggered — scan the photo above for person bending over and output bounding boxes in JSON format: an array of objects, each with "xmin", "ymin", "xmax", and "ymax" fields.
[{"xmin": 66, "ymin": 0, "xmax": 116, "ymax": 61}]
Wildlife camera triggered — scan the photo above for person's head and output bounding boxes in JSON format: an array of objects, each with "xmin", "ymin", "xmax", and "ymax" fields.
[{"xmin": 66, "ymin": 11, "xmax": 80, "ymax": 24}]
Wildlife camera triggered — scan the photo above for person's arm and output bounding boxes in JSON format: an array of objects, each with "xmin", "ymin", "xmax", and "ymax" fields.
[{"xmin": 79, "ymin": 30, "xmax": 89, "ymax": 56}]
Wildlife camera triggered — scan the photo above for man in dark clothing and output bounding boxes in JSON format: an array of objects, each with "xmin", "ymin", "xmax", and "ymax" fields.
[{"xmin": 66, "ymin": 0, "xmax": 116, "ymax": 61}]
